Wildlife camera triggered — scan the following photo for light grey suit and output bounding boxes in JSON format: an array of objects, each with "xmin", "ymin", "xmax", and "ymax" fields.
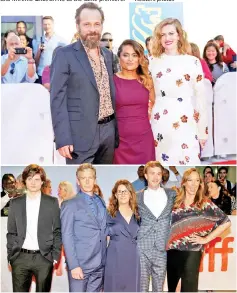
[{"xmin": 136, "ymin": 188, "xmax": 176, "ymax": 292}]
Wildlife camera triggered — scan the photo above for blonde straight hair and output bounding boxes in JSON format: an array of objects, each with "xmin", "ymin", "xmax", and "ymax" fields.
[{"xmin": 174, "ymin": 168, "xmax": 206, "ymax": 210}]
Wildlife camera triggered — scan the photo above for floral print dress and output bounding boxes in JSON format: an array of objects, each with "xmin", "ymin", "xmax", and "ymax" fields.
[{"xmin": 150, "ymin": 54, "xmax": 208, "ymax": 165}]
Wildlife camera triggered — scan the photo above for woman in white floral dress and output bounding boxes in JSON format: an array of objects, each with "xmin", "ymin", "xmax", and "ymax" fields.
[{"xmin": 150, "ymin": 18, "xmax": 208, "ymax": 165}]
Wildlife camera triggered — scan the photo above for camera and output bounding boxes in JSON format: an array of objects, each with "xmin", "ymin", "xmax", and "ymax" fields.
[
  {"xmin": 15, "ymin": 48, "xmax": 27, "ymax": 54},
  {"xmin": 40, "ymin": 37, "xmax": 45, "ymax": 52},
  {"xmin": 40, "ymin": 42, "xmax": 45, "ymax": 52}
]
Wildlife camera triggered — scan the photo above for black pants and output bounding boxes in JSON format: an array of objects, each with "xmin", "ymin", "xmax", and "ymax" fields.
[
  {"xmin": 11, "ymin": 252, "xmax": 53, "ymax": 292},
  {"xmin": 35, "ymin": 75, "xmax": 42, "ymax": 84},
  {"xmin": 167, "ymin": 249, "xmax": 202, "ymax": 292}
]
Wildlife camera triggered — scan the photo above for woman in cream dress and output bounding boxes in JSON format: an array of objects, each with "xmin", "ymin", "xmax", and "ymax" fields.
[{"xmin": 150, "ymin": 18, "xmax": 208, "ymax": 165}]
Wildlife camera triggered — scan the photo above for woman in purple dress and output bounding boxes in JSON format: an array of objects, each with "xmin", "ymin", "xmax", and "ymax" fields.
[
  {"xmin": 113, "ymin": 39, "xmax": 155, "ymax": 164},
  {"xmin": 104, "ymin": 180, "xmax": 141, "ymax": 292}
]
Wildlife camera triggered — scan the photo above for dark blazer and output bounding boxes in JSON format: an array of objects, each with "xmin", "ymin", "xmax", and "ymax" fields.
[
  {"xmin": 60, "ymin": 191, "xmax": 107, "ymax": 274},
  {"xmin": 136, "ymin": 188, "xmax": 176, "ymax": 251},
  {"xmin": 6, "ymin": 193, "xmax": 61, "ymax": 264},
  {"xmin": 50, "ymin": 40, "xmax": 119, "ymax": 152}
]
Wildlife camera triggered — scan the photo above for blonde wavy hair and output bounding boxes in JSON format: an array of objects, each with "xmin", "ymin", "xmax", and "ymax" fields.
[
  {"xmin": 152, "ymin": 18, "xmax": 189, "ymax": 58},
  {"xmin": 107, "ymin": 179, "xmax": 140, "ymax": 220},
  {"xmin": 58, "ymin": 181, "xmax": 75, "ymax": 201},
  {"xmin": 117, "ymin": 39, "xmax": 153, "ymax": 90},
  {"xmin": 76, "ymin": 163, "xmax": 96, "ymax": 179},
  {"xmin": 174, "ymin": 168, "xmax": 206, "ymax": 210}
]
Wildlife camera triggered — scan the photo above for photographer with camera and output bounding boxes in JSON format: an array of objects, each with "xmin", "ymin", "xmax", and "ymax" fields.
[
  {"xmin": 1, "ymin": 35, "xmax": 37, "ymax": 84},
  {"xmin": 33, "ymin": 16, "xmax": 66, "ymax": 84}
]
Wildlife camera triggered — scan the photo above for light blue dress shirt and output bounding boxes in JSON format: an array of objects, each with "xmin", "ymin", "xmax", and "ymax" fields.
[
  {"xmin": 32, "ymin": 34, "xmax": 67, "ymax": 76},
  {"xmin": 1, "ymin": 54, "xmax": 38, "ymax": 84}
]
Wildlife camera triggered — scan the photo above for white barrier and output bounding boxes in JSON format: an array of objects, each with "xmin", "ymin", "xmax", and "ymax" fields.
[
  {"xmin": 213, "ymin": 72, "xmax": 237, "ymax": 156},
  {"xmin": 53, "ymin": 143, "xmax": 66, "ymax": 165},
  {"xmin": 201, "ymin": 78, "xmax": 214, "ymax": 158},
  {"xmin": 1, "ymin": 78, "xmax": 236, "ymax": 164},
  {"xmin": 1, "ymin": 216, "xmax": 236, "ymax": 291},
  {"xmin": 1, "ymin": 84, "xmax": 54, "ymax": 164}
]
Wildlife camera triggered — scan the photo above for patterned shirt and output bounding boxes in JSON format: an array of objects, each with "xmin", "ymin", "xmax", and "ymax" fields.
[
  {"xmin": 83, "ymin": 44, "xmax": 114, "ymax": 120},
  {"xmin": 167, "ymin": 199, "xmax": 230, "ymax": 251}
]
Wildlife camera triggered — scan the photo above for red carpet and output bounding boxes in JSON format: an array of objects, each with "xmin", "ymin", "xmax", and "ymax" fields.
[{"xmin": 212, "ymin": 160, "xmax": 237, "ymax": 165}]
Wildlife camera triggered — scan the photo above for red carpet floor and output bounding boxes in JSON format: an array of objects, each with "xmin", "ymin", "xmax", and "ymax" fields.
[{"xmin": 212, "ymin": 160, "xmax": 237, "ymax": 165}]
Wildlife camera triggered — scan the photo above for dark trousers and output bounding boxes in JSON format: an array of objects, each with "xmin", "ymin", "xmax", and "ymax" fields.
[
  {"xmin": 35, "ymin": 75, "xmax": 42, "ymax": 84},
  {"xmin": 11, "ymin": 252, "xmax": 53, "ymax": 292},
  {"xmin": 66, "ymin": 119, "xmax": 115, "ymax": 165},
  {"xmin": 167, "ymin": 249, "xmax": 202, "ymax": 292}
]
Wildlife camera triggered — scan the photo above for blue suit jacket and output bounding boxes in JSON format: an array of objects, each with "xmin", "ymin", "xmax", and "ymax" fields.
[
  {"xmin": 60, "ymin": 191, "xmax": 107, "ymax": 274},
  {"xmin": 50, "ymin": 40, "xmax": 118, "ymax": 151}
]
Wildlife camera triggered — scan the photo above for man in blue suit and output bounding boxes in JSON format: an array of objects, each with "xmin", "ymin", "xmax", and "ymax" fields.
[
  {"xmin": 50, "ymin": 2, "xmax": 119, "ymax": 164},
  {"xmin": 60, "ymin": 163, "xmax": 107, "ymax": 292}
]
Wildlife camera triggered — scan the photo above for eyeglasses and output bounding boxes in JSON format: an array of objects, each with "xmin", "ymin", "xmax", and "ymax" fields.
[
  {"xmin": 10, "ymin": 63, "xmax": 15, "ymax": 75},
  {"xmin": 101, "ymin": 38, "xmax": 113, "ymax": 42},
  {"xmin": 117, "ymin": 190, "xmax": 129, "ymax": 195}
]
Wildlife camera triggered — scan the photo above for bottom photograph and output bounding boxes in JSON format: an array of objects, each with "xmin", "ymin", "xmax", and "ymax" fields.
[{"xmin": 1, "ymin": 163, "xmax": 236, "ymax": 292}]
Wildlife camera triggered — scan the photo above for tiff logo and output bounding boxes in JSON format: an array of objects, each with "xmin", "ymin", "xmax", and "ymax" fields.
[{"xmin": 199, "ymin": 237, "xmax": 234, "ymax": 272}]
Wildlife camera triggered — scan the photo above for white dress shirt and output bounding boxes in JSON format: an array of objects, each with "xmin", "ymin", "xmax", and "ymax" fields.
[
  {"xmin": 144, "ymin": 187, "xmax": 167, "ymax": 218},
  {"xmin": 22, "ymin": 193, "xmax": 41, "ymax": 250}
]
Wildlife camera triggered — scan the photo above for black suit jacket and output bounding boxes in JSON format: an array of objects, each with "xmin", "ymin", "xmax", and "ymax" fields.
[{"xmin": 7, "ymin": 193, "xmax": 61, "ymax": 263}]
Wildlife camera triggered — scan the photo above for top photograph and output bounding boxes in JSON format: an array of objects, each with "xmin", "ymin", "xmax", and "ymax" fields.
[{"xmin": 1, "ymin": 1, "xmax": 236, "ymax": 165}]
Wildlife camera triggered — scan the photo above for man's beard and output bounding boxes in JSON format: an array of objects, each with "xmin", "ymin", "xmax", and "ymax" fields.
[{"xmin": 80, "ymin": 31, "xmax": 101, "ymax": 49}]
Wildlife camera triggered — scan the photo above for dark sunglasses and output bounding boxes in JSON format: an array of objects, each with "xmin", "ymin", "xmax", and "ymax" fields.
[
  {"xmin": 10, "ymin": 63, "xmax": 15, "ymax": 75},
  {"xmin": 101, "ymin": 38, "xmax": 113, "ymax": 42}
]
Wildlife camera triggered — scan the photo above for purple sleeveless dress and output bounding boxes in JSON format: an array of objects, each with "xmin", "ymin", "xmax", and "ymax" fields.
[{"xmin": 113, "ymin": 75, "xmax": 155, "ymax": 164}]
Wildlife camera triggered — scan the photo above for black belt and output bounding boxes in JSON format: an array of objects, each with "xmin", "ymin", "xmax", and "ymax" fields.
[
  {"xmin": 21, "ymin": 248, "xmax": 40, "ymax": 254},
  {"xmin": 98, "ymin": 113, "xmax": 115, "ymax": 124}
]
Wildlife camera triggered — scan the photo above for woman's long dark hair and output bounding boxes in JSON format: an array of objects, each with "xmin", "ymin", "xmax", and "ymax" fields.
[
  {"xmin": 117, "ymin": 39, "xmax": 153, "ymax": 90},
  {"xmin": 208, "ymin": 180, "xmax": 232, "ymax": 215},
  {"xmin": 203, "ymin": 42, "xmax": 223, "ymax": 72}
]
